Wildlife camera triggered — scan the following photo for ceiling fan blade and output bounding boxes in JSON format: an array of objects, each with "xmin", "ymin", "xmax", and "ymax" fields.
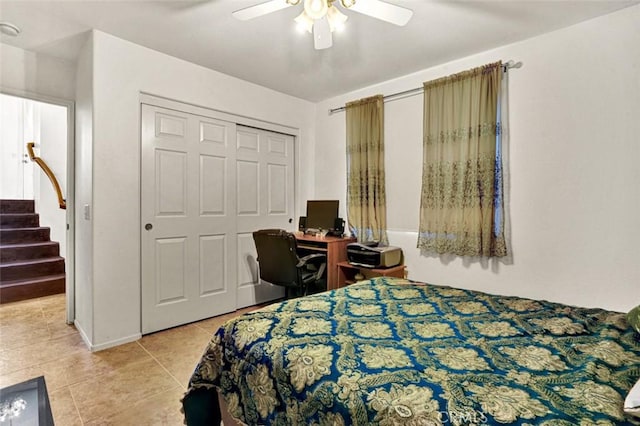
[
  {"xmin": 349, "ymin": 0, "xmax": 413, "ymax": 26},
  {"xmin": 232, "ymin": 0, "xmax": 292, "ymax": 21},
  {"xmin": 313, "ymin": 16, "xmax": 333, "ymax": 50}
]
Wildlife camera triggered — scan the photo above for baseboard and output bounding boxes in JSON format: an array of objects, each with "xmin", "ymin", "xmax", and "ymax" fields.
[
  {"xmin": 90, "ymin": 333, "xmax": 142, "ymax": 352},
  {"xmin": 73, "ymin": 320, "xmax": 141, "ymax": 352},
  {"xmin": 74, "ymin": 319, "xmax": 92, "ymax": 350}
]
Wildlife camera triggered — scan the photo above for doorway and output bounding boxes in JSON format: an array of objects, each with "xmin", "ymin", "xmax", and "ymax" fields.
[{"xmin": 0, "ymin": 91, "xmax": 75, "ymax": 322}]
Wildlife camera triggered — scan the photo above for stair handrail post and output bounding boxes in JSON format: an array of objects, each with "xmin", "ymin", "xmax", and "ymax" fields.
[{"xmin": 26, "ymin": 142, "xmax": 67, "ymax": 210}]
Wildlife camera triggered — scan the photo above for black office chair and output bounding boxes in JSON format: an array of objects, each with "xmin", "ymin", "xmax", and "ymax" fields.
[{"xmin": 252, "ymin": 229, "xmax": 327, "ymax": 298}]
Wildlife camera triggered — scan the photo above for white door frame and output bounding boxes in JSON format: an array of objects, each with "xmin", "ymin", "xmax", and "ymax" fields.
[{"xmin": 1, "ymin": 87, "xmax": 76, "ymax": 323}]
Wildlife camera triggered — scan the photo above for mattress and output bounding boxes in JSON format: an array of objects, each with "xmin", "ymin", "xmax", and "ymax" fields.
[{"xmin": 183, "ymin": 277, "xmax": 640, "ymax": 425}]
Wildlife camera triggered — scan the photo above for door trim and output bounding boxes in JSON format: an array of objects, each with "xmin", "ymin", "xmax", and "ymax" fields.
[
  {"xmin": 0, "ymin": 87, "xmax": 76, "ymax": 324},
  {"xmin": 139, "ymin": 93, "xmax": 299, "ymax": 138}
]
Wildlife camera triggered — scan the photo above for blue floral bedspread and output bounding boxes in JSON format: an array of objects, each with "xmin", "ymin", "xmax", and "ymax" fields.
[{"xmin": 184, "ymin": 277, "xmax": 640, "ymax": 425}]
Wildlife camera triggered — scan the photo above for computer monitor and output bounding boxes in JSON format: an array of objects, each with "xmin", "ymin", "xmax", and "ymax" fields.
[{"xmin": 305, "ymin": 200, "xmax": 339, "ymax": 231}]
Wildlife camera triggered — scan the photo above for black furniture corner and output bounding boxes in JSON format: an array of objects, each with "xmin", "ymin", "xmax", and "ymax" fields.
[
  {"xmin": 253, "ymin": 229, "xmax": 327, "ymax": 298},
  {"xmin": 0, "ymin": 376, "xmax": 53, "ymax": 425}
]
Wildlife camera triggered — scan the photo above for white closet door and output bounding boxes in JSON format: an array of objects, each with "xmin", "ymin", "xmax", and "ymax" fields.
[
  {"xmin": 141, "ymin": 104, "xmax": 237, "ymax": 334},
  {"xmin": 236, "ymin": 126, "xmax": 294, "ymax": 308}
]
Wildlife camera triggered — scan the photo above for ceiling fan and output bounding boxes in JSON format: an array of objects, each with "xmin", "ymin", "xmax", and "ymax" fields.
[{"xmin": 233, "ymin": 0, "xmax": 413, "ymax": 50}]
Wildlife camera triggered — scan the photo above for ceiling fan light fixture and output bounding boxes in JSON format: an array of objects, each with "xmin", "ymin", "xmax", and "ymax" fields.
[
  {"xmin": 233, "ymin": 0, "xmax": 413, "ymax": 50},
  {"xmin": 304, "ymin": 0, "xmax": 329, "ymax": 20},
  {"xmin": 327, "ymin": 6, "xmax": 348, "ymax": 32},
  {"xmin": 295, "ymin": 11, "xmax": 314, "ymax": 33}
]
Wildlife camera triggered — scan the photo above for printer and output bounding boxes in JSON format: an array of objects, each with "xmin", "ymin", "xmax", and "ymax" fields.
[{"xmin": 347, "ymin": 243, "xmax": 403, "ymax": 268}]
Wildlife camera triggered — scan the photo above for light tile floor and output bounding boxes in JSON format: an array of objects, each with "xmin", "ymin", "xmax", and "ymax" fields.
[{"xmin": 0, "ymin": 294, "xmax": 261, "ymax": 425}]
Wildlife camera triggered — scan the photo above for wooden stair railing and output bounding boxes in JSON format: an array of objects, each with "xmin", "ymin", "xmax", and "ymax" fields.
[{"xmin": 26, "ymin": 142, "xmax": 66, "ymax": 210}]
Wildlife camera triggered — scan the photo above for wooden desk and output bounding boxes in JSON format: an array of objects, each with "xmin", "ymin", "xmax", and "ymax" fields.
[{"xmin": 294, "ymin": 232, "xmax": 356, "ymax": 291}]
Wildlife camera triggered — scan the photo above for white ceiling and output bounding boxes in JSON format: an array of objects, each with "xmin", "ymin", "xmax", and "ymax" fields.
[{"xmin": 0, "ymin": 0, "xmax": 637, "ymax": 101}]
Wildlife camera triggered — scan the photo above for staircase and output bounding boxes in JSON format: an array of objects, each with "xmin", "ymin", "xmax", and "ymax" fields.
[{"xmin": 0, "ymin": 199, "xmax": 65, "ymax": 304}]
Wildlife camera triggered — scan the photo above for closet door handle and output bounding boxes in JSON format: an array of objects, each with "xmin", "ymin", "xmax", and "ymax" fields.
[{"xmin": 145, "ymin": 223, "xmax": 153, "ymax": 231}]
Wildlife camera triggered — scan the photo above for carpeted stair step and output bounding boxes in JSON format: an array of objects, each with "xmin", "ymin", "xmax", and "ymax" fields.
[
  {"xmin": 0, "ymin": 257, "xmax": 65, "ymax": 281},
  {"xmin": 0, "ymin": 241, "xmax": 60, "ymax": 263},
  {"xmin": 0, "ymin": 213, "xmax": 40, "ymax": 229},
  {"xmin": 0, "ymin": 199, "xmax": 65, "ymax": 304},
  {"xmin": 0, "ymin": 199, "xmax": 35, "ymax": 214},
  {"xmin": 0, "ymin": 227, "xmax": 50, "ymax": 244},
  {"xmin": 0, "ymin": 274, "xmax": 65, "ymax": 304}
]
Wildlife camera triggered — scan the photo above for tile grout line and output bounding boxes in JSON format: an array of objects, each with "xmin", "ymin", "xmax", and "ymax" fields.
[
  {"xmin": 0, "ymin": 304, "xmax": 52, "ymax": 377},
  {"xmin": 67, "ymin": 384, "xmax": 86, "ymax": 425},
  {"xmin": 134, "ymin": 341, "xmax": 190, "ymax": 420},
  {"xmin": 45, "ymin": 299, "xmax": 84, "ymax": 425},
  {"xmin": 136, "ymin": 340, "xmax": 188, "ymax": 391},
  {"xmin": 0, "ymin": 332, "xmax": 86, "ymax": 377},
  {"xmin": 1, "ymin": 296, "xmax": 83, "ymax": 424},
  {"xmin": 1, "ymin": 296, "xmax": 255, "ymax": 424},
  {"xmin": 43, "ymin": 300, "xmax": 55, "ymax": 341},
  {"xmin": 67, "ymin": 347, "xmax": 183, "ymax": 425}
]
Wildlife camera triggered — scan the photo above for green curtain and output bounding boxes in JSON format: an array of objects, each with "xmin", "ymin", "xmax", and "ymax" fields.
[
  {"xmin": 346, "ymin": 95, "xmax": 388, "ymax": 245},
  {"xmin": 418, "ymin": 62, "xmax": 507, "ymax": 257}
]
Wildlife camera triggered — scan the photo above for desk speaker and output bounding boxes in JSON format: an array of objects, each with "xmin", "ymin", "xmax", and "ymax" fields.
[
  {"xmin": 298, "ymin": 216, "xmax": 306, "ymax": 231},
  {"xmin": 331, "ymin": 218, "xmax": 344, "ymax": 236}
]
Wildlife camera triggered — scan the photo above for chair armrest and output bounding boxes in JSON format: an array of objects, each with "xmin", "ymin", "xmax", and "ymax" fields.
[
  {"xmin": 297, "ymin": 253, "xmax": 326, "ymax": 268},
  {"xmin": 314, "ymin": 262, "xmax": 326, "ymax": 282},
  {"xmin": 298, "ymin": 253, "xmax": 327, "ymax": 286}
]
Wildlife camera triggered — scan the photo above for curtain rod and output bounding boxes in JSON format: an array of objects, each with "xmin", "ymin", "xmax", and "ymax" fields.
[{"xmin": 328, "ymin": 60, "xmax": 522, "ymax": 115}]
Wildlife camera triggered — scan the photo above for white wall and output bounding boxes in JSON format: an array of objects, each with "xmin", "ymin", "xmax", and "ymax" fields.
[
  {"xmin": 74, "ymin": 33, "xmax": 94, "ymax": 344},
  {"xmin": 36, "ymin": 102, "xmax": 68, "ymax": 257},
  {"xmin": 0, "ymin": 42, "xmax": 76, "ymax": 101},
  {"xmin": 315, "ymin": 5, "xmax": 640, "ymax": 312},
  {"xmin": 86, "ymin": 30, "xmax": 316, "ymax": 349},
  {"xmin": 0, "ymin": 94, "xmax": 28, "ymax": 199}
]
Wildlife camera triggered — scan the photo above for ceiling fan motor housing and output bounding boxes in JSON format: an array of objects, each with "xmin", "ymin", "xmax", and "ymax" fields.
[{"xmin": 305, "ymin": 0, "xmax": 330, "ymax": 19}]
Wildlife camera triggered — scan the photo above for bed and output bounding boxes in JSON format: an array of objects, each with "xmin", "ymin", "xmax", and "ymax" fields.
[{"xmin": 183, "ymin": 277, "xmax": 640, "ymax": 425}]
